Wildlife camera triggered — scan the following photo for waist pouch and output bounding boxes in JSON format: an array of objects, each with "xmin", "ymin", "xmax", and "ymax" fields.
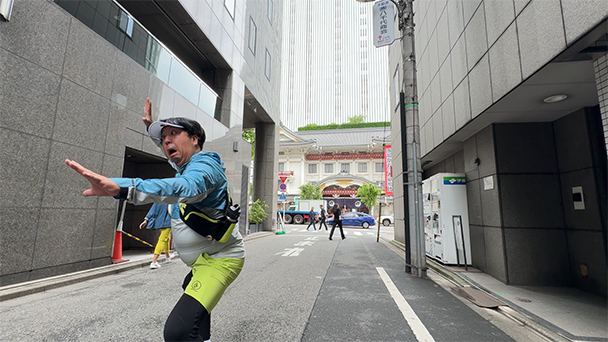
[{"xmin": 179, "ymin": 203, "xmax": 240, "ymax": 243}]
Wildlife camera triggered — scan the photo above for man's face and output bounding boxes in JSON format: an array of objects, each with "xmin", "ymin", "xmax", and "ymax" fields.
[{"xmin": 160, "ymin": 126, "xmax": 199, "ymax": 167}]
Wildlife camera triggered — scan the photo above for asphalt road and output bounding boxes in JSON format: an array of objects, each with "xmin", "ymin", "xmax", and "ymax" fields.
[{"xmin": 0, "ymin": 225, "xmax": 545, "ymax": 341}]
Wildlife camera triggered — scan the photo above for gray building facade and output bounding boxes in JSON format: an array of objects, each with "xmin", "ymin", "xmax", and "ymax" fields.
[
  {"xmin": 388, "ymin": 0, "xmax": 607, "ymax": 296},
  {"xmin": 0, "ymin": 0, "xmax": 282, "ymax": 286}
]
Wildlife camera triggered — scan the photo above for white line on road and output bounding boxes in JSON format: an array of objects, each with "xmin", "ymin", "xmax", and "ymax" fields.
[
  {"xmin": 354, "ymin": 231, "xmax": 362, "ymax": 236},
  {"xmin": 376, "ymin": 267, "xmax": 435, "ymax": 342}
]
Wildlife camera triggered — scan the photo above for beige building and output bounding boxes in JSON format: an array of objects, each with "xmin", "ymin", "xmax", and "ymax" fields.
[{"xmin": 278, "ymin": 126, "xmax": 392, "ymax": 216}]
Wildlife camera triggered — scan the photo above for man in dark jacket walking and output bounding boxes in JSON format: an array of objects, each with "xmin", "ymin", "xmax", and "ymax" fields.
[
  {"xmin": 306, "ymin": 206, "xmax": 317, "ymax": 231},
  {"xmin": 318, "ymin": 204, "xmax": 328, "ymax": 230}
]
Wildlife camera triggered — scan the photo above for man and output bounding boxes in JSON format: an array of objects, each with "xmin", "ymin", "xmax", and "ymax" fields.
[
  {"xmin": 306, "ymin": 206, "xmax": 317, "ymax": 231},
  {"xmin": 329, "ymin": 204, "xmax": 345, "ymax": 240},
  {"xmin": 65, "ymin": 98, "xmax": 244, "ymax": 342},
  {"xmin": 318, "ymin": 204, "xmax": 328, "ymax": 231}
]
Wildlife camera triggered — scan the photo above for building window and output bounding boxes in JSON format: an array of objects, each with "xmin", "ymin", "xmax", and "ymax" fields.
[
  {"xmin": 324, "ymin": 163, "xmax": 334, "ymax": 173},
  {"xmin": 308, "ymin": 164, "xmax": 318, "ymax": 174},
  {"xmin": 117, "ymin": 9, "xmax": 134, "ymax": 37},
  {"xmin": 265, "ymin": 49, "xmax": 272, "ymax": 80},
  {"xmin": 248, "ymin": 17, "xmax": 257, "ymax": 55},
  {"xmin": 375, "ymin": 162, "xmax": 384, "ymax": 173},
  {"xmin": 278, "ymin": 163, "xmax": 284, "ymax": 171},
  {"xmin": 357, "ymin": 162, "xmax": 368, "ymax": 173},
  {"xmin": 278, "ymin": 151, "xmax": 285, "ymax": 155},
  {"xmin": 267, "ymin": 0, "xmax": 273, "ymax": 23},
  {"xmin": 224, "ymin": 0, "xmax": 235, "ymax": 19},
  {"xmin": 340, "ymin": 163, "xmax": 350, "ymax": 173}
]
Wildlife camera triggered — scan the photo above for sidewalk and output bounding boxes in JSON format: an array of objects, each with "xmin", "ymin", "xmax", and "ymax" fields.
[{"xmin": 384, "ymin": 238, "xmax": 608, "ymax": 342}]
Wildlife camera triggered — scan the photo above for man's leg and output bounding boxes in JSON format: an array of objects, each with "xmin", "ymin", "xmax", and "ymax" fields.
[
  {"xmin": 329, "ymin": 222, "xmax": 336, "ymax": 240},
  {"xmin": 164, "ymin": 293, "xmax": 208, "ymax": 341},
  {"xmin": 339, "ymin": 221, "xmax": 345, "ymax": 239}
]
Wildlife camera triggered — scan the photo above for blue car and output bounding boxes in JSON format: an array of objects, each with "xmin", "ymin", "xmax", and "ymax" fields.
[{"xmin": 327, "ymin": 212, "xmax": 376, "ymax": 229}]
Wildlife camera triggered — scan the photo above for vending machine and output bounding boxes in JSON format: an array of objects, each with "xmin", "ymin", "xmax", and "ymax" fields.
[{"xmin": 423, "ymin": 173, "xmax": 471, "ymax": 265}]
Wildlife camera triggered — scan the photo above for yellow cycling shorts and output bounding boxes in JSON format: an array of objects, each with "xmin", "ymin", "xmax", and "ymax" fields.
[{"xmin": 184, "ymin": 253, "xmax": 244, "ymax": 312}]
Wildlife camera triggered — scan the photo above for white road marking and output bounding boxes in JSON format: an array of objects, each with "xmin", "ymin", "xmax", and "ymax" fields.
[
  {"xmin": 368, "ymin": 232, "xmax": 375, "ymax": 235},
  {"xmin": 376, "ymin": 267, "xmax": 435, "ymax": 342},
  {"xmin": 276, "ymin": 248, "xmax": 305, "ymax": 257},
  {"xmin": 294, "ymin": 241, "xmax": 315, "ymax": 246},
  {"xmin": 306, "ymin": 237, "xmax": 319, "ymax": 240},
  {"xmin": 354, "ymin": 231, "xmax": 362, "ymax": 236}
]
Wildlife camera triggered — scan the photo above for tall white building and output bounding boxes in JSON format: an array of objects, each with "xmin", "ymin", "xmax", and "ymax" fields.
[{"xmin": 280, "ymin": 0, "xmax": 390, "ymax": 131}]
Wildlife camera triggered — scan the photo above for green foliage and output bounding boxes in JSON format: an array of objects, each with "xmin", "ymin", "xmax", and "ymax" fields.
[
  {"xmin": 248, "ymin": 199, "xmax": 268, "ymax": 224},
  {"xmin": 298, "ymin": 121, "xmax": 390, "ymax": 131},
  {"xmin": 242, "ymin": 129, "xmax": 255, "ymax": 159},
  {"xmin": 348, "ymin": 115, "xmax": 366, "ymax": 124},
  {"xmin": 299, "ymin": 184, "xmax": 322, "ymax": 200},
  {"xmin": 357, "ymin": 183, "xmax": 381, "ymax": 210}
]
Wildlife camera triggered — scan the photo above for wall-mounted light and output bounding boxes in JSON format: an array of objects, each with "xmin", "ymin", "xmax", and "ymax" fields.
[
  {"xmin": 0, "ymin": 0, "xmax": 15, "ymax": 21},
  {"xmin": 542, "ymin": 94, "xmax": 568, "ymax": 103}
]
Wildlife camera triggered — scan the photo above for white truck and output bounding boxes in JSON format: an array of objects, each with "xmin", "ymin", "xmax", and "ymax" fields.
[{"xmin": 278, "ymin": 199, "xmax": 326, "ymax": 224}]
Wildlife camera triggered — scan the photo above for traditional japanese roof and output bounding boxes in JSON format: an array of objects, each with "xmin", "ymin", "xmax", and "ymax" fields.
[{"xmin": 279, "ymin": 125, "xmax": 391, "ymax": 148}]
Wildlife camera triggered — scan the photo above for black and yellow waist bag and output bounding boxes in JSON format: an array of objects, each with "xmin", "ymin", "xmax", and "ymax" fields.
[{"xmin": 178, "ymin": 192, "xmax": 240, "ymax": 243}]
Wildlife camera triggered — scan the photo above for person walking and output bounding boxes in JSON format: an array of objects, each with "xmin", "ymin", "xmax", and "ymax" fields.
[
  {"xmin": 329, "ymin": 204, "xmax": 345, "ymax": 240},
  {"xmin": 65, "ymin": 98, "xmax": 244, "ymax": 342},
  {"xmin": 318, "ymin": 204, "xmax": 328, "ymax": 231},
  {"xmin": 139, "ymin": 203, "xmax": 172, "ymax": 269},
  {"xmin": 306, "ymin": 206, "xmax": 317, "ymax": 231}
]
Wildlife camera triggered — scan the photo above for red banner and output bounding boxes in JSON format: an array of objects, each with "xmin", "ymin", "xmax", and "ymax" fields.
[{"xmin": 384, "ymin": 145, "xmax": 393, "ymax": 195}]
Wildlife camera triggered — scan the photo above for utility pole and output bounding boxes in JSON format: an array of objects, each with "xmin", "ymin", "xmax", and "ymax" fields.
[{"xmin": 359, "ymin": 0, "xmax": 425, "ymax": 277}]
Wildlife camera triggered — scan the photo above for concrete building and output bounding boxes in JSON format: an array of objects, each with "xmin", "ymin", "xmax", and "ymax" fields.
[
  {"xmin": 278, "ymin": 125, "xmax": 392, "ymax": 216},
  {"xmin": 280, "ymin": 0, "xmax": 390, "ymax": 131},
  {"xmin": 386, "ymin": 0, "xmax": 607, "ymax": 296},
  {"xmin": 0, "ymin": 0, "xmax": 282, "ymax": 286}
]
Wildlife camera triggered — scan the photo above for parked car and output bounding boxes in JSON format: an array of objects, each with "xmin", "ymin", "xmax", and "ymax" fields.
[
  {"xmin": 327, "ymin": 212, "xmax": 376, "ymax": 229},
  {"xmin": 380, "ymin": 215, "xmax": 394, "ymax": 226}
]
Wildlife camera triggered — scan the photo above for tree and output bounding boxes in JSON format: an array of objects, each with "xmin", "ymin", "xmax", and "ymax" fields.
[
  {"xmin": 242, "ymin": 129, "xmax": 255, "ymax": 159},
  {"xmin": 299, "ymin": 184, "xmax": 322, "ymax": 200},
  {"xmin": 248, "ymin": 199, "xmax": 268, "ymax": 224},
  {"xmin": 347, "ymin": 115, "xmax": 366, "ymax": 125},
  {"xmin": 357, "ymin": 183, "xmax": 381, "ymax": 216}
]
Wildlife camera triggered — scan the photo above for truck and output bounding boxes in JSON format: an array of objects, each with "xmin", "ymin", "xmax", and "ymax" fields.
[{"xmin": 277, "ymin": 199, "xmax": 326, "ymax": 224}]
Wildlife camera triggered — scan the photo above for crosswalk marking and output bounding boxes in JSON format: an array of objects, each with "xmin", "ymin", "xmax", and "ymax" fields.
[
  {"xmin": 376, "ymin": 267, "xmax": 435, "ymax": 342},
  {"xmin": 354, "ymin": 232, "xmax": 362, "ymax": 236}
]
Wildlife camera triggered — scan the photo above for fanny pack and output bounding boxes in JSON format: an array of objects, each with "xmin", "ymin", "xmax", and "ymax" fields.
[{"xmin": 178, "ymin": 191, "xmax": 240, "ymax": 243}]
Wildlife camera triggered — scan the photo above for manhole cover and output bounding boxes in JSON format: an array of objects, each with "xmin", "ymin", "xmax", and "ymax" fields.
[{"xmin": 516, "ymin": 297, "xmax": 532, "ymax": 303}]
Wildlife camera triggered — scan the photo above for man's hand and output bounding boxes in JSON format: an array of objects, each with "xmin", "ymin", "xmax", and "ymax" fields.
[
  {"xmin": 65, "ymin": 159, "xmax": 120, "ymax": 197},
  {"xmin": 142, "ymin": 97, "xmax": 154, "ymax": 129}
]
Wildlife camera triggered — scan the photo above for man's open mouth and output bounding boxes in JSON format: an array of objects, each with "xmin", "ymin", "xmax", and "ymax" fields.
[{"xmin": 167, "ymin": 148, "xmax": 178, "ymax": 156}]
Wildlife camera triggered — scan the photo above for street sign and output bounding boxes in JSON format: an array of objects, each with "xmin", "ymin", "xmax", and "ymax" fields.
[
  {"xmin": 279, "ymin": 183, "xmax": 287, "ymax": 191},
  {"xmin": 373, "ymin": 1, "xmax": 396, "ymax": 47},
  {"xmin": 279, "ymin": 193, "xmax": 286, "ymax": 201}
]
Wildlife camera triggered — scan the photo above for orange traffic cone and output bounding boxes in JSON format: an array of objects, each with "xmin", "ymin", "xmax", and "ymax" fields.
[{"xmin": 111, "ymin": 231, "xmax": 128, "ymax": 264}]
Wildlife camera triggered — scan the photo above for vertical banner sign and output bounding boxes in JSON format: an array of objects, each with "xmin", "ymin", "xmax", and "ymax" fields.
[
  {"xmin": 373, "ymin": 1, "xmax": 396, "ymax": 47},
  {"xmin": 384, "ymin": 145, "xmax": 393, "ymax": 195}
]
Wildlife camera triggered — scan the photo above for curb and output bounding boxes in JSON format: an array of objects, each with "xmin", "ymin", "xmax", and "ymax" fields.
[{"xmin": 1, "ymin": 231, "xmax": 275, "ymax": 302}]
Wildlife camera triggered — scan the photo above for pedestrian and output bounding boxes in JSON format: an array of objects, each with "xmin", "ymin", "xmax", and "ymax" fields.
[
  {"xmin": 318, "ymin": 204, "xmax": 328, "ymax": 231},
  {"xmin": 306, "ymin": 206, "xmax": 317, "ymax": 231},
  {"xmin": 329, "ymin": 204, "xmax": 345, "ymax": 240},
  {"xmin": 65, "ymin": 98, "xmax": 244, "ymax": 342},
  {"xmin": 139, "ymin": 203, "xmax": 172, "ymax": 269}
]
